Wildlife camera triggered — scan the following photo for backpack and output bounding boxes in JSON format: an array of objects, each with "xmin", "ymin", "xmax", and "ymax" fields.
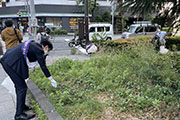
[
  {"xmin": 46, "ymin": 27, "xmax": 51, "ymax": 34},
  {"xmin": 40, "ymin": 33, "xmax": 49, "ymax": 43}
]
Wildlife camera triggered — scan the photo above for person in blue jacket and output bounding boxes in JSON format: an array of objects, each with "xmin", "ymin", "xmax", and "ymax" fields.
[{"xmin": 0, "ymin": 40, "xmax": 57, "ymax": 120}]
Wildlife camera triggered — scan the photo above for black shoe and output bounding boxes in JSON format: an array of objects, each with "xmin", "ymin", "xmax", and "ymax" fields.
[
  {"xmin": 24, "ymin": 105, "xmax": 32, "ymax": 111},
  {"xmin": 15, "ymin": 113, "xmax": 35, "ymax": 120}
]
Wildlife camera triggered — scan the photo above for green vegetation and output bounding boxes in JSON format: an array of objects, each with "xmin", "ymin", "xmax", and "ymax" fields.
[
  {"xmin": 166, "ymin": 36, "xmax": 180, "ymax": 51},
  {"xmin": 103, "ymin": 35, "xmax": 180, "ymax": 51},
  {"xmin": 29, "ymin": 95, "xmax": 47, "ymax": 120},
  {"xmin": 162, "ymin": 27, "xmax": 173, "ymax": 32},
  {"xmin": 70, "ymin": 48, "xmax": 77, "ymax": 55},
  {"xmin": 94, "ymin": 11, "xmax": 111, "ymax": 23},
  {"xmin": 50, "ymin": 29, "xmax": 67, "ymax": 36},
  {"xmin": 122, "ymin": 0, "xmax": 180, "ymax": 29},
  {"xmin": 30, "ymin": 35, "xmax": 180, "ymax": 119}
]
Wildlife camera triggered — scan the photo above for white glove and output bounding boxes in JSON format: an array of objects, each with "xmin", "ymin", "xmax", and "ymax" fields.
[{"xmin": 48, "ymin": 76, "xmax": 57, "ymax": 88}]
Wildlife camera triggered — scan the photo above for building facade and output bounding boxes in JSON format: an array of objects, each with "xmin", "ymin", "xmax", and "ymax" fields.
[{"xmin": 0, "ymin": 0, "xmax": 111, "ymax": 32}]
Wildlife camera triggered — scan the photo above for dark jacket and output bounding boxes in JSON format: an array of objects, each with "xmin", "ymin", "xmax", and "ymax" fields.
[{"xmin": 0, "ymin": 41, "xmax": 51, "ymax": 79}]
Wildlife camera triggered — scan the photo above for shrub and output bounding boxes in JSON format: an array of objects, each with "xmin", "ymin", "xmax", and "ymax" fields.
[
  {"xmin": 50, "ymin": 29, "xmax": 67, "ymax": 35},
  {"xmin": 102, "ymin": 35, "xmax": 153, "ymax": 50},
  {"xmin": 102, "ymin": 35, "xmax": 180, "ymax": 51},
  {"xmin": 92, "ymin": 32, "xmax": 108, "ymax": 47},
  {"xmin": 162, "ymin": 27, "xmax": 173, "ymax": 32},
  {"xmin": 166, "ymin": 35, "xmax": 180, "ymax": 50}
]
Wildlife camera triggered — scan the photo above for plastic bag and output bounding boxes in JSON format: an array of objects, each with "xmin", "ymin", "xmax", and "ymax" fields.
[
  {"xmin": 160, "ymin": 45, "xmax": 168, "ymax": 54},
  {"xmin": 86, "ymin": 44, "xmax": 97, "ymax": 54},
  {"xmin": 1, "ymin": 76, "xmax": 16, "ymax": 101}
]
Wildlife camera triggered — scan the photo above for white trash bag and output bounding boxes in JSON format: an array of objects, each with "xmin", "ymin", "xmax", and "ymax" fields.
[
  {"xmin": 160, "ymin": 46, "xmax": 169, "ymax": 54},
  {"xmin": 86, "ymin": 44, "xmax": 97, "ymax": 54},
  {"xmin": 1, "ymin": 76, "xmax": 16, "ymax": 100}
]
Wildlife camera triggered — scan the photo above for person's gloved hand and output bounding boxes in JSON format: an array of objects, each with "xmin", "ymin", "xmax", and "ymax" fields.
[{"xmin": 48, "ymin": 76, "xmax": 57, "ymax": 88}]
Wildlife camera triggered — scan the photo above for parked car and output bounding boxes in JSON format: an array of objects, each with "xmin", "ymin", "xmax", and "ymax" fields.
[
  {"xmin": 89, "ymin": 23, "xmax": 113, "ymax": 41},
  {"xmin": 121, "ymin": 22, "xmax": 159, "ymax": 39}
]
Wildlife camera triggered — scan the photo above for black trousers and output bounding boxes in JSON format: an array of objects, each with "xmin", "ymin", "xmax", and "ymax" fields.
[{"xmin": 1, "ymin": 62, "xmax": 27, "ymax": 116}]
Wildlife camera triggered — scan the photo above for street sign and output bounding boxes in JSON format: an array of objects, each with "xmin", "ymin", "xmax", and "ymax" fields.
[
  {"xmin": 16, "ymin": 12, "xmax": 22, "ymax": 17},
  {"xmin": 16, "ymin": 12, "xmax": 28, "ymax": 16}
]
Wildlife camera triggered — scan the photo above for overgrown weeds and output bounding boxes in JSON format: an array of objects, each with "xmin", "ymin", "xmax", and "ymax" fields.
[{"xmin": 30, "ymin": 41, "xmax": 180, "ymax": 119}]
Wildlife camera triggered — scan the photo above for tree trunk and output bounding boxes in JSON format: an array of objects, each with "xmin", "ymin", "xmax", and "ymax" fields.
[
  {"xmin": 91, "ymin": 0, "xmax": 96, "ymax": 22},
  {"xmin": 115, "ymin": 18, "xmax": 119, "ymax": 34},
  {"xmin": 118, "ymin": 0, "xmax": 124, "ymax": 33}
]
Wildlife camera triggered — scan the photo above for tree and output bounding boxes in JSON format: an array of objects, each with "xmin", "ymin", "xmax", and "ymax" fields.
[
  {"xmin": 94, "ymin": 11, "xmax": 111, "ymax": 22},
  {"xmin": 101, "ymin": 11, "xmax": 111, "ymax": 23},
  {"xmin": 122, "ymin": 0, "xmax": 180, "ymax": 31},
  {"xmin": 76, "ymin": 0, "xmax": 99, "ymax": 21},
  {"xmin": 94, "ymin": 15, "xmax": 102, "ymax": 22},
  {"xmin": 111, "ymin": 0, "xmax": 126, "ymax": 33}
]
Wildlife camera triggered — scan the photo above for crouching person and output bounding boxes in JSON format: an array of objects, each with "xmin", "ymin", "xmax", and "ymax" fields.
[
  {"xmin": 0, "ymin": 40, "xmax": 57, "ymax": 120},
  {"xmin": 152, "ymin": 31, "xmax": 172, "ymax": 52}
]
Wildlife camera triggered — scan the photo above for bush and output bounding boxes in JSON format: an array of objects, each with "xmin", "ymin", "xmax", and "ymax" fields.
[
  {"xmin": 162, "ymin": 27, "xmax": 173, "ymax": 32},
  {"xmin": 50, "ymin": 29, "xmax": 67, "ymax": 35},
  {"xmin": 166, "ymin": 35, "xmax": 180, "ymax": 50},
  {"xmin": 91, "ymin": 32, "xmax": 108, "ymax": 47},
  {"xmin": 102, "ymin": 35, "xmax": 180, "ymax": 51},
  {"xmin": 102, "ymin": 35, "xmax": 153, "ymax": 50},
  {"xmin": 30, "ymin": 41, "xmax": 180, "ymax": 119}
]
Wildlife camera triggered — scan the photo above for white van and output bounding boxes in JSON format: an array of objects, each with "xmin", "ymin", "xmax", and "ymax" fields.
[
  {"xmin": 89, "ymin": 23, "xmax": 113, "ymax": 41},
  {"xmin": 121, "ymin": 22, "xmax": 159, "ymax": 39}
]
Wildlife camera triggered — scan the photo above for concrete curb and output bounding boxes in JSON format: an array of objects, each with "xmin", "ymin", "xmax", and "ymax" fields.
[{"xmin": 27, "ymin": 79, "xmax": 63, "ymax": 120}]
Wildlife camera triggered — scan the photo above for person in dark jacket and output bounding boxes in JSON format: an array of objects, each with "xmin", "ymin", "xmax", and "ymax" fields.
[{"xmin": 0, "ymin": 40, "xmax": 57, "ymax": 120}]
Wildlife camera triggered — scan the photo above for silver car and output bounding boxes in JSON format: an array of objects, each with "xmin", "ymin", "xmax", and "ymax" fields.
[{"xmin": 121, "ymin": 23, "xmax": 159, "ymax": 39}]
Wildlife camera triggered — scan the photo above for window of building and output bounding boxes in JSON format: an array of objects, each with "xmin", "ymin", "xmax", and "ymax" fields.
[
  {"xmin": 69, "ymin": 17, "xmax": 84, "ymax": 32},
  {"xmin": 46, "ymin": 17, "xmax": 62, "ymax": 26}
]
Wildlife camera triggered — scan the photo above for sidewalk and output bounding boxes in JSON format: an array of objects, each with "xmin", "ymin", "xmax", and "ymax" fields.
[{"xmin": 0, "ymin": 65, "xmax": 15, "ymax": 120}]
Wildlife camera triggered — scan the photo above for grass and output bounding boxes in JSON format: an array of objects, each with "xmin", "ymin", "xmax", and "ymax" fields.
[
  {"xmin": 30, "ymin": 41, "xmax": 180, "ymax": 119},
  {"xmin": 29, "ymin": 94, "xmax": 47, "ymax": 120}
]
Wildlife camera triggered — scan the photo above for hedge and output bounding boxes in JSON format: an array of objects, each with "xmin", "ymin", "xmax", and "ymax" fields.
[
  {"xmin": 166, "ymin": 36, "xmax": 180, "ymax": 51},
  {"xmin": 162, "ymin": 27, "xmax": 173, "ymax": 32},
  {"xmin": 103, "ymin": 35, "xmax": 180, "ymax": 51},
  {"xmin": 50, "ymin": 29, "xmax": 68, "ymax": 35}
]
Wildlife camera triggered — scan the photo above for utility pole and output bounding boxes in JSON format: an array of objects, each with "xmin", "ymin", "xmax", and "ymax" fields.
[
  {"xmin": 28, "ymin": 0, "xmax": 37, "ymax": 39},
  {"xmin": 111, "ymin": 0, "xmax": 117, "ymax": 36},
  {"xmin": 84, "ymin": 0, "xmax": 89, "ymax": 45}
]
